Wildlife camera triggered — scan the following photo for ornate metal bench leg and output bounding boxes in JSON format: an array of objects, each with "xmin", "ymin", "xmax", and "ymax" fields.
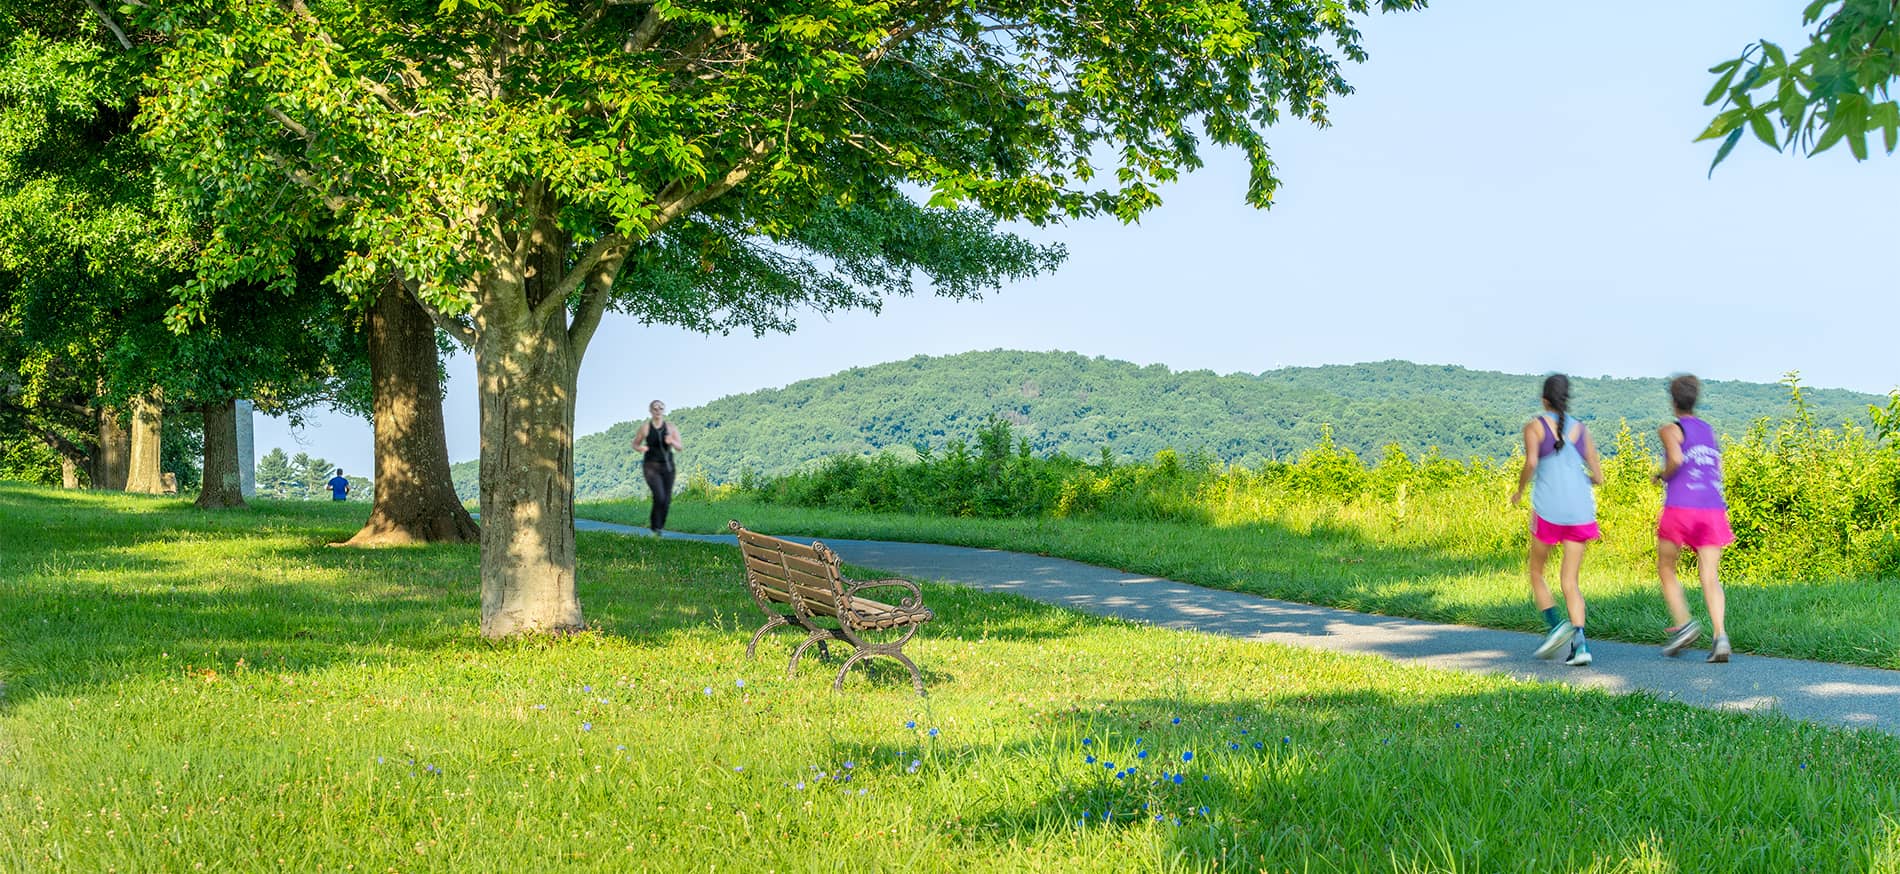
[
  {"xmin": 746, "ymin": 615, "xmax": 788, "ymax": 660},
  {"xmin": 788, "ymin": 632, "xmax": 831, "ymax": 678},
  {"xmin": 889, "ymin": 650, "xmax": 926, "ymax": 696},
  {"xmin": 831, "ymin": 648, "xmax": 873, "ymax": 691}
]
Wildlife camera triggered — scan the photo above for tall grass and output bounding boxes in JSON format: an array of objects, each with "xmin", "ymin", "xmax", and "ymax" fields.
[{"xmin": 702, "ymin": 379, "xmax": 1900, "ymax": 585}]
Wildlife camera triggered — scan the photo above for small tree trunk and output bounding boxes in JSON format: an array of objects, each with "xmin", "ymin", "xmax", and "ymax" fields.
[
  {"xmin": 340, "ymin": 278, "xmax": 479, "ymax": 546},
  {"xmin": 195, "ymin": 399, "xmax": 246, "ymax": 509},
  {"xmin": 124, "ymin": 393, "xmax": 165, "ymax": 495},
  {"xmin": 60, "ymin": 456, "xmax": 79, "ymax": 489},
  {"xmin": 92, "ymin": 405, "xmax": 129, "ymax": 490},
  {"xmin": 476, "ymin": 280, "xmax": 584, "ymax": 638}
]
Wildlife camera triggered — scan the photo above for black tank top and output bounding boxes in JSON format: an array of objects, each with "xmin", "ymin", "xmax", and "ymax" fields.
[{"xmin": 643, "ymin": 420, "xmax": 670, "ymax": 464}]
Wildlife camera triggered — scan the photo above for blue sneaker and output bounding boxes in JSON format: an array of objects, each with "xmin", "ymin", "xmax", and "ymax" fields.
[{"xmin": 1533, "ymin": 620, "xmax": 1575, "ymax": 660}]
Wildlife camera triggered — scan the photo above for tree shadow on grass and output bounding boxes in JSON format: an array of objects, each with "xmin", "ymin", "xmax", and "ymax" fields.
[{"xmin": 827, "ymin": 689, "xmax": 1900, "ymax": 871}]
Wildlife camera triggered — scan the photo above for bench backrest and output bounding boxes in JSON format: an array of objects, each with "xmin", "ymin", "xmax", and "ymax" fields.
[{"xmin": 731, "ymin": 522, "xmax": 843, "ymax": 614}]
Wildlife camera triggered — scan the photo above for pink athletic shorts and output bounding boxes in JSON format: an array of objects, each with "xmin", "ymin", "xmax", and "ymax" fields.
[
  {"xmin": 1657, "ymin": 506, "xmax": 1735, "ymax": 548},
  {"xmin": 1533, "ymin": 516, "xmax": 1601, "ymax": 545}
]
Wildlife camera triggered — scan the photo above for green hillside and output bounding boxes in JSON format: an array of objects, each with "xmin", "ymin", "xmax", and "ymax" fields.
[{"xmin": 452, "ymin": 351, "xmax": 1888, "ymax": 501}]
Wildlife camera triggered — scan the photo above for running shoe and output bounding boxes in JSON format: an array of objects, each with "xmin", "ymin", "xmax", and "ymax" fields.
[
  {"xmin": 1707, "ymin": 636, "xmax": 1731, "ymax": 664},
  {"xmin": 1565, "ymin": 647, "xmax": 1594, "ymax": 667},
  {"xmin": 1662, "ymin": 620, "xmax": 1702, "ymax": 658},
  {"xmin": 1533, "ymin": 620, "xmax": 1576, "ymax": 660}
]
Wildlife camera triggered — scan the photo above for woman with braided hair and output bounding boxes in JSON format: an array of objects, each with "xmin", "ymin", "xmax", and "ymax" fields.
[{"xmin": 1510, "ymin": 373, "xmax": 1605, "ymax": 667}]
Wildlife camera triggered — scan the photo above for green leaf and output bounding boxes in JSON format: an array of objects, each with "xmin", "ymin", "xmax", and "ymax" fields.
[
  {"xmin": 1704, "ymin": 62, "xmax": 1742, "ymax": 106},
  {"xmin": 1746, "ymin": 109, "xmax": 1779, "ymax": 149},
  {"xmin": 1694, "ymin": 108, "xmax": 1744, "ymax": 142},
  {"xmin": 1708, "ymin": 127, "xmax": 1744, "ymax": 176}
]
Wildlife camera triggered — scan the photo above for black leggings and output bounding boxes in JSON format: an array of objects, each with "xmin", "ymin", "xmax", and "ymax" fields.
[{"xmin": 643, "ymin": 459, "xmax": 675, "ymax": 531}]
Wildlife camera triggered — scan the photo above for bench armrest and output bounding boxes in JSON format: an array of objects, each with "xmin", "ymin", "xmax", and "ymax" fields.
[{"xmin": 844, "ymin": 577, "xmax": 925, "ymax": 610}]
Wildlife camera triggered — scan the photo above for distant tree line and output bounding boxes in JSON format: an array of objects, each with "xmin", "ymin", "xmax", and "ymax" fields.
[{"xmin": 465, "ymin": 352, "xmax": 1887, "ymax": 502}]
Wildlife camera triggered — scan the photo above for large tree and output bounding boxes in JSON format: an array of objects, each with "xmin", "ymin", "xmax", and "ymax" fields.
[
  {"xmin": 1700, "ymin": 0, "xmax": 1899, "ymax": 168},
  {"xmin": 0, "ymin": 7, "xmax": 354, "ymax": 507},
  {"xmin": 136, "ymin": 0, "xmax": 1420, "ymax": 637},
  {"xmin": 339, "ymin": 276, "xmax": 480, "ymax": 545}
]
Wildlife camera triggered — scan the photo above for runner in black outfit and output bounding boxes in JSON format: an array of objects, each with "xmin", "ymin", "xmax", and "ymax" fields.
[{"xmin": 632, "ymin": 400, "xmax": 683, "ymax": 536}]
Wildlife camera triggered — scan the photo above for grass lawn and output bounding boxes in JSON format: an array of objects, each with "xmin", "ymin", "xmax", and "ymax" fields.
[
  {"xmin": 3, "ymin": 482, "xmax": 1898, "ymax": 871},
  {"xmin": 582, "ymin": 496, "xmax": 1900, "ymax": 671}
]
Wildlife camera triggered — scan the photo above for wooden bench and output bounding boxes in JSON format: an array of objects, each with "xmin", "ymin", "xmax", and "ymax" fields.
[{"xmin": 729, "ymin": 521, "xmax": 934, "ymax": 695}]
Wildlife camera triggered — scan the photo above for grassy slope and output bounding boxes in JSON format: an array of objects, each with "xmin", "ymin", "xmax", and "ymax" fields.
[
  {"xmin": 585, "ymin": 496, "xmax": 1900, "ymax": 670},
  {"xmin": 3, "ymin": 483, "xmax": 1898, "ymax": 871}
]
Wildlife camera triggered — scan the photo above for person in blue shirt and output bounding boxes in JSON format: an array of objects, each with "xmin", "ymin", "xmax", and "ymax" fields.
[{"xmin": 327, "ymin": 468, "xmax": 350, "ymax": 501}]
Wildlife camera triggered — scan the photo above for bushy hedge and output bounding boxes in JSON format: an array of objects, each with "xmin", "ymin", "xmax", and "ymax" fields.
[{"xmin": 702, "ymin": 381, "xmax": 1900, "ymax": 583}]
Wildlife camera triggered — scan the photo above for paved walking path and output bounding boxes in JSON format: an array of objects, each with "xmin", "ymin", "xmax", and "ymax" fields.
[{"xmin": 582, "ymin": 519, "xmax": 1900, "ymax": 736}]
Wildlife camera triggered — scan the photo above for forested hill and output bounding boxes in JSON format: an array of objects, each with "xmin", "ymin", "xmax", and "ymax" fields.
[{"xmin": 451, "ymin": 351, "xmax": 1887, "ymax": 501}]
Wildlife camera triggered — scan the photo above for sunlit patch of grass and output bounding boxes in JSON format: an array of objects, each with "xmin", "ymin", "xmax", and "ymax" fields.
[{"xmin": 3, "ymin": 482, "xmax": 1898, "ymax": 870}]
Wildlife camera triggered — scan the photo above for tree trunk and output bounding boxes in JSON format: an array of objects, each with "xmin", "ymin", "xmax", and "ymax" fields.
[
  {"xmin": 195, "ymin": 399, "xmax": 246, "ymax": 509},
  {"xmin": 59, "ymin": 456, "xmax": 79, "ymax": 489},
  {"xmin": 340, "ymin": 278, "xmax": 479, "ymax": 546},
  {"xmin": 123, "ymin": 393, "xmax": 165, "ymax": 495},
  {"xmin": 475, "ymin": 275, "xmax": 585, "ymax": 639},
  {"xmin": 92, "ymin": 405, "xmax": 128, "ymax": 490}
]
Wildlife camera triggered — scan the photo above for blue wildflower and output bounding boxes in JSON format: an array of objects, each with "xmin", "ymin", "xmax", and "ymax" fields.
[
  {"xmin": 1253, "ymin": 741, "xmax": 1263, "ymax": 750},
  {"xmin": 928, "ymin": 727, "xmax": 939, "ymax": 738},
  {"xmin": 906, "ymin": 720, "xmax": 916, "ymax": 729},
  {"xmin": 704, "ymin": 687, "xmax": 713, "ymax": 696},
  {"xmin": 1181, "ymin": 751, "xmax": 1193, "ymax": 762},
  {"xmin": 1171, "ymin": 717, "xmax": 1181, "ymax": 725},
  {"xmin": 1115, "ymin": 771, "xmax": 1126, "ymax": 780},
  {"xmin": 1199, "ymin": 806, "xmax": 1210, "ymax": 816},
  {"xmin": 736, "ymin": 679, "xmax": 745, "ymax": 688},
  {"xmin": 843, "ymin": 762, "xmax": 855, "ymax": 769},
  {"xmin": 1230, "ymin": 742, "xmax": 1240, "ymax": 751},
  {"xmin": 582, "ymin": 722, "xmax": 592, "ymax": 731},
  {"xmin": 1082, "ymin": 737, "xmax": 1092, "ymax": 746},
  {"xmin": 583, "ymin": 685, "xmax": 591, "ymax": 693},
  {"xmin": 1105, "ymin": 761, "xmax": 1114, "ymax": 769},
  {"xmin": 1172, "ymin": 774, "xmax": 1184, "ymax": 785},
  {"xmin": 794, "ymin": 781, "xmax": 805, "ymax": 790},
  {"xmin": 1085, "ymin": 754, "xmax": 1096, "ymax": 764},
  {"xmin": 1282, "ymin": 736, "xmax": 1290, "ymax": 744}
]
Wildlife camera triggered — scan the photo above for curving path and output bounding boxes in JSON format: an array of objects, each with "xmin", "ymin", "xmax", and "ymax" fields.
[{"xmin": 579, "ymin": 519, "xmax": 1900, "ymax": 736}]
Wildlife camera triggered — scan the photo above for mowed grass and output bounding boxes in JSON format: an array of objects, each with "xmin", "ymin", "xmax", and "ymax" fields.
[
  {"xmin": 2, "ymin": 483, "xmax": 1898, "ymax": 872},
  {"xmin": 587, "ymin": 496, "xmax": 1900, "ymax": 670}
]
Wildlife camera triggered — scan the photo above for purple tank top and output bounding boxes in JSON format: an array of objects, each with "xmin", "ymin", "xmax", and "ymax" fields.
[{"xmin": 1664, "ymin": 416, "xmax": 1725, "ymax": 509}]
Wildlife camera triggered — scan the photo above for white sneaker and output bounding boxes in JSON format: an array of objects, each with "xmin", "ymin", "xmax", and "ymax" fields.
[
  {"xmin": 1662, "ymin": 620, "xmax": 1701, "ymax": 657},
  {"xmin": 1533, "ymin": 621, "xmax": 1576, "ymax": 660},
  {"xmin": 1565, "ymin": 648, "xmax": 1594, "ymax": 667}
]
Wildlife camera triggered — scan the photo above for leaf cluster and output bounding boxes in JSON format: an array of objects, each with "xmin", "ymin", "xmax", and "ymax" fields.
[{"xmin": 1700, "ymin": 0, "xmax": 1900, "ymax": 169}]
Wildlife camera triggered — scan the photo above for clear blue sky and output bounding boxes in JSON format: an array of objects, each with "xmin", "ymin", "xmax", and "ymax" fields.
[{"xmin": 258, "ymin": 0, "xmax": 1900, "ymax": 476}]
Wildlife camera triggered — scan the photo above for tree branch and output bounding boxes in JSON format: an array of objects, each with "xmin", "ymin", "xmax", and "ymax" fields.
[
  {"xmin": 624, "ymin": 4, "xmax": 667, "ymax": 53},
  {"xmin": 647, "ymin": 140, "xmax": 773, "ymax": 233},
  {"xmin": 533, "ymin": 233, "xmax": 627, "ymax": 326},
  {"xmin": 565, "ymin": 248, "xmax": 630, "ymax": 359},
  {"xmin": 83, "ymin": 0, "xmax": 135, "ymax": 50},
  {"xmin": 401, "ymin": 275, "xmax": 478, "ymax": 348}
]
